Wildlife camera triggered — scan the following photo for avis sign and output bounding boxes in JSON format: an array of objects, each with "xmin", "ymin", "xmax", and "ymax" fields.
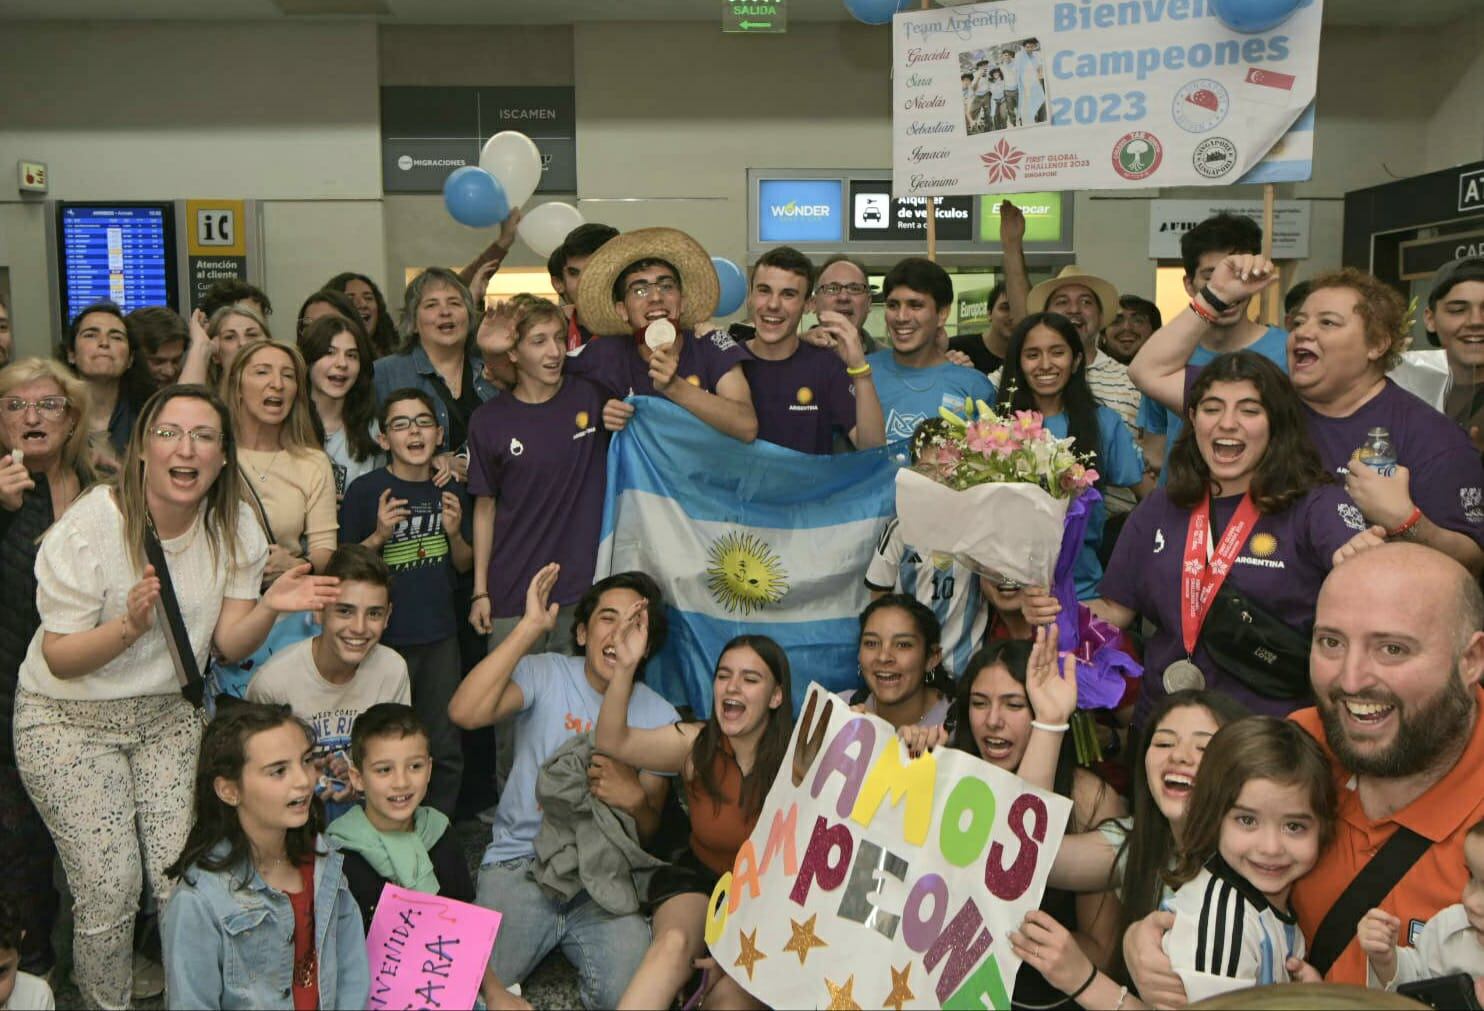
[{"xmin": 706, "ymin": 684, "xmax": 1070, "ymax": 1009}]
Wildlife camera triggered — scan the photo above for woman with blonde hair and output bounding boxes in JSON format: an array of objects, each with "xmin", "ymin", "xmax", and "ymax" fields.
[
  {"xmin": 13, "ymin": 384, "xmax": 339, "ymax": 1009},
  {"xmin": 177, "ymin": 302, "xmax": 273, "ymax": 389},
  {"xmin": 0, "ymin": 357, "xmax": 93, "ymax": 979},
  {"xmin": 212, "ymin": 339, "xmax": 338, "ymax": 700}
]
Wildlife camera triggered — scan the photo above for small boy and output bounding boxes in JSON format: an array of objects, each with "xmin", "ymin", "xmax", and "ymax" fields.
[
  {"xmin": 338, "ymin": 387, "xmax": 473, "ymax": 815},
  {"xmin": 328, "ymin": 704, "xmax": 530, "ymax": 1011},
  {"xmin": 1360, "ymin": 817, "xmax": 1484, "ymax": 999},
  {"xmin": 247, "ymin": 544, "xmax": 412, "ymax": 821},
  {"xmin": 0, "ymin": 899, "xmax": 54, "ymax": 1011}
]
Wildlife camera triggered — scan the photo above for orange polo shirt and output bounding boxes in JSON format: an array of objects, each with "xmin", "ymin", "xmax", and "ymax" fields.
[{"xmin": 1289, "ymin": 690, "xmax": 1484, "ymax": 984}]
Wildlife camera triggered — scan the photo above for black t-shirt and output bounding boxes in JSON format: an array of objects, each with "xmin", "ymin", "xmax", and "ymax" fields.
[
  {"xmin": 428, "ymin": 368, "xmax": 482, "ymax": 453},
  {"xmin": 339, "ymin": 829, "xmax": 474, "ymax": 931},
  {"xmin": 948, "ymin": 333, "xmax": 1003, "ymax": 376}
]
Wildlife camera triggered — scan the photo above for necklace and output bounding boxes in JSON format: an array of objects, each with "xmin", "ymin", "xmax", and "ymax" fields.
[{"xmin": 246, "ymin": 448, "xmax": 283, "ymax": 484}]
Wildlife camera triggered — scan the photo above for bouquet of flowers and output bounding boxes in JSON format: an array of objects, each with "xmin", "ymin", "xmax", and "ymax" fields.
[
  {"xmin": 896, "ymin": 399, "xmax": 1139, "ymax": 733},
  {"xmin": 896, "ymin": 398, "xmax": 1098, "ymax": 591}
]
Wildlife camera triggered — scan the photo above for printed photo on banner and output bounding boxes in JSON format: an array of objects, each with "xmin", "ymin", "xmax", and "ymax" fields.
[
  {"xmin": 706, "ymin": 683, "xmax": 1072, "ymax": 1010},
  {"xmin": 958, "ymin": 38, "xmax": 1050, "ymax": 137}
]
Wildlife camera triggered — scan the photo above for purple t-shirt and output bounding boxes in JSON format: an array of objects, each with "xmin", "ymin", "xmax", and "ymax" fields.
[
  {"xmin": 742, "ymin": 341, "xmax": 856, "ymax": 455},
  {"xmin": 564, "ymin": 328, "xmax": 749, "ymax": 401},
  {"xmin": 1181, "ymin": 369, "xmax": 1484, "ymax": 546},
  {"xmin": 1302, "ymin": 379, "xmax": 1484, "ymax": 546},
  {"xmin": 1101, "ymin": 484, "xmax": 1364, "ymax": 722},
  {"xmin": 466, "ymin": 377, "xmax": 608, "ymax": 617}
]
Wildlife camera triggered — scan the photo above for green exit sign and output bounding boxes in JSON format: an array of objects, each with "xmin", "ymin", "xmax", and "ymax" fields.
[{"xmin": 723, "ymin": 0, "xmax": 786, "ymax": 33}]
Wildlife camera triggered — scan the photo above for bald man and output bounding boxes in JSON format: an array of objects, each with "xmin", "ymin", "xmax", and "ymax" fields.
[{"xmin": 1127, "ymin": 543, "xmax": 1484, "ymax": 996}]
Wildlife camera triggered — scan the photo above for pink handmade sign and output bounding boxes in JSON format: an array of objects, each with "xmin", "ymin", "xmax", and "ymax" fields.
[{"xmin": 365, "ymin": 884, "xmax": 503, "ymax": 1010}]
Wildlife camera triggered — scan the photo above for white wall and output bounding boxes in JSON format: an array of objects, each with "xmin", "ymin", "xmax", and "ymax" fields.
[{"xmin": 0, "ymin": 20, "xmax": 385, "ymax": 356}]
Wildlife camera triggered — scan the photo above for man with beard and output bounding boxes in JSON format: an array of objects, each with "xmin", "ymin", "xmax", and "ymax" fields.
[
  {"xmin": 1099, "ymin": 295, "xmax": 1160, "ymax": 366},
  {"xmin": 1126, "ymin": 543, "xmax": 1484, "ymax": 995}
]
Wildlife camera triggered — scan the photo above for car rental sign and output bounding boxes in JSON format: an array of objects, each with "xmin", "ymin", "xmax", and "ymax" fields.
[{"xmin": 891, "ymin": 0, "xmax": 1321, "ymax": 195}]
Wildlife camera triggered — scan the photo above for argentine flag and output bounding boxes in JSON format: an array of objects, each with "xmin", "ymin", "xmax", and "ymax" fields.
[{"xmin": 596, "ymin": 398, "xmax": 901, "ymax": 716}]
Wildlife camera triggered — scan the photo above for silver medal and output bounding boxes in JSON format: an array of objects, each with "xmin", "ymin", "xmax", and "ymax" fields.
[{"xmin": 1163, "ymin": 659, "xmax": 1206, "ymax": 693}]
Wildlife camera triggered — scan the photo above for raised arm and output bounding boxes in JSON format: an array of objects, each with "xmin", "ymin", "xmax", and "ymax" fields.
[
  {"xmin": 1128, "ymin": 253, "xmax": 1277, "ymax": 412},
  {"xmin": 448, "ymin": 563, "xmax": 561, "ymax": 729},
  {"xmin": 816, "ymin": 309, "xmax": 885, "ymax": 449},
  {"xmin": 656, "ymin": 352, "xmax": 759, "ymax": 443},
  {"xmin": 456, "ymin": 208, "xmax": 521, "ymax": 289},
  {"xmin": 177, "ymin": 308, "xmax": 213, "ymax": 387},
  {"xmin": 594, "ymin": 598, "xmax": 700, "ymax": 774},
  {"xmin": 213, "ymin": 563, "xmax": 342, "ymax": 663},
  {"xmin": 999, "ymin": 201, "xmax": 1030, "ymax": 325}
]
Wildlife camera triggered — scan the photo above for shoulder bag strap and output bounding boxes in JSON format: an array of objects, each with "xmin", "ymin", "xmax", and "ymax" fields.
[
  {"xmin": 1307, "ymin": 825, "xmax": 1433, "ymax": 976},
  {"xmin": 142, "ymin": 516, "xmax": 205, "ymax": 709}
]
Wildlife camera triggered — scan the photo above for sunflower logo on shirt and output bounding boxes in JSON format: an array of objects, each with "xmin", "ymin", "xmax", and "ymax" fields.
[{"xmin": 1248, "ymin": 533, "xmax": 1278, "ymax": 558}]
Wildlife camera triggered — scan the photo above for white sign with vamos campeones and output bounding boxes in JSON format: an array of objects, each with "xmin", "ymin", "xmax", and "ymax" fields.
[
  {"xmin": 1149, "ymin": 198, "xmax": 1311, "ymax": 258},
  {"xmin": 891, "ymin": 0, "xmax": 1321, "ymax": 196}
]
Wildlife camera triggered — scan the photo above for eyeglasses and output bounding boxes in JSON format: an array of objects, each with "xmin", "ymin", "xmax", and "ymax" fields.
[
  {"xmin": 149, "ymin": 426, "xmax": 223, "ymax": 446},
  {"xmin": 625, "ymin": 279, "xmax": 679, "ymax": 300},
  {"xmin": 1, "ymin": 396, "xmax": 70, "ymax": 418},
  {"xmin": 816, "ymin": 282, "xmax": 872, "ymax": 297},
  {"xmin": 386, "ymin": 415, "xmax": 438, "ymax": 432}
]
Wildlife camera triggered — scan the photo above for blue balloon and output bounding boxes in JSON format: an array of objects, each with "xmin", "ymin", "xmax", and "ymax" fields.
[
  {"xmin": 442, "ymin": 166, "xmax": 509, "ymax": 229},
  {"xmin": 712, "ymin": 257, "xmax": 747, "ymax": 318},
  {"xmin": 1211, "ymin": 0, "xmax": 1302, "ymax": 33},
  {"xmin": 842, "ymin": 0, "xmax": 911, "ymax": 26}
]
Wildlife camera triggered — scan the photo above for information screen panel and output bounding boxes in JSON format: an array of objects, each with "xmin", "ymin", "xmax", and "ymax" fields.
[{"xmin": 57, "ymin": 202, "xmax": 178, "ymax": 322}]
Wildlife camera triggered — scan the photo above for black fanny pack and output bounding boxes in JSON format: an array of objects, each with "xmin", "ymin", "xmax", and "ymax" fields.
[{"xmin": 1198, "ymin": 584, "xmax": 1312, "ymax": 701}]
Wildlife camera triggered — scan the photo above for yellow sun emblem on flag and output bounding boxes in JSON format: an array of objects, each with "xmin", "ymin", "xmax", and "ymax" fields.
[{"xmin": 706, "ymin": 531, "xmax": 789, "ymax": 615}]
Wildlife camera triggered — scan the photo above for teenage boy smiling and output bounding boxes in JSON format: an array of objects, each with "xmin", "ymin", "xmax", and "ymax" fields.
[
  {"xmin": 866, "ymin": 256, "xmax": 996, "ymax": 442},
  {"xmin": 741, "ymin": 245, "xmax": 885, "ymax": 455},
  {"xmin": 568, "ymin": 227, "xmax": 757, "ymax": 443}
]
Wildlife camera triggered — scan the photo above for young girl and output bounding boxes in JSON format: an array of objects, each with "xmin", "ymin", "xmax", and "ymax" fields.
[
  {"xmin": 1361, "ymin": 817, "xmax": 1484, "ymax": 997},
  {"xmin": 948, "ymin": 640, "xmax": 1125, "ymax": 1008},
  {"xmin": 596, "ymin": 621, "xmax": 791, "ymax": 1011},
  {"xmin": 1008, "ymin": 647, "xmax": 1248, "ymax": 1011},
  {"xmin": 996, "ymin": 312, "xmax": 1144, "ymax": 600},
  {"xmin": 1159, "ymin": 717, "xmax": 1333, "ymax": 1002},
  {"xmin": 325, "ymin": 272, "xmax": 400, "ymax": 361},
  {"xmin": 297, "ymin": 315, "xmax": 384, "ymax": 498},
  {"xmin": 163, "ymin": 703, "xmax": 370, "ymax": 1010},
  {"xmin": 843, "ymin": 594, "xmax": 951, "ymax": 729}
]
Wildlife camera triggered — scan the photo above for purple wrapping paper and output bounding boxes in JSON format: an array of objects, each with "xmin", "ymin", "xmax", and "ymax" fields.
[{"xmin": 1052, "ymin": 489, "xmax": 1141, "ymax": 710}]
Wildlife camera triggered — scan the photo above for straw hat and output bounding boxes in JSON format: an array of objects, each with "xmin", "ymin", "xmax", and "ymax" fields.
[
  {"xmin": 574, "ymin": 227, "xmax": 720, "ymax": 337},
  {"xmin": 1026, "ymin": 264, "xmax": 1120, "ymax": 321}
]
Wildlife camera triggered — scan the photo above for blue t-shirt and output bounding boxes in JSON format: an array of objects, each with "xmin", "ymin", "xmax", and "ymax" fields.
[
  {"xmin": 484, "ymin": 653, "xmax": 680, "ymax": 864},
  {"xmin": 1046, "ymin": 406, "xmax": 1145, "ymax": 600},
  {"xmin": 337, "ymin": 468, "xmax": 473, "ymax": 647},
  {"xmin": 868, "ymin": 350, "xmax": 997, "ymax": 443},
  {"xmin": 1138, "ymin": 326, "xmax": 1288, "ymax": 485}
]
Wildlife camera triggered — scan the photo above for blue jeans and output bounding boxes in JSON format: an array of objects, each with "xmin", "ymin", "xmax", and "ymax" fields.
[{"xmin": 477, "ymin": 856, "xmax": 651, "ymax": 1009}]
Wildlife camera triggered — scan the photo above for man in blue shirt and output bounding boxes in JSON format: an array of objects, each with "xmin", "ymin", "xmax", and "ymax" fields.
[
  {"xmin": 867, "ymin": 257, "xmax": 996, "ymax": 443},
  {"xmin": 1135, "ymin": 213, "xmax": 1289, "ymax": 481}
]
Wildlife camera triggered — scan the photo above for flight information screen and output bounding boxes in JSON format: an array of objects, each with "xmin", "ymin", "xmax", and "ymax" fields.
[{"xmin": 57, "ymin": 202, "xmax": 177, "ymax": 321}]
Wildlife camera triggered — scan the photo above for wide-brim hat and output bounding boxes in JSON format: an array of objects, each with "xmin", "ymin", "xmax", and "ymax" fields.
[
  {"xmin": 1026, "ymin": 265, "xmax": 1120, "ymax": 322},
  {"xmin": 575, "ymin": 227, "xmax": 720, "ymax": 337}
]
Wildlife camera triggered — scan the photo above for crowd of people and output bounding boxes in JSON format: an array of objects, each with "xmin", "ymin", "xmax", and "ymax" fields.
[{"xmin": 0, "ymin": 203, "xmax": 1483, "ymax": 1011}]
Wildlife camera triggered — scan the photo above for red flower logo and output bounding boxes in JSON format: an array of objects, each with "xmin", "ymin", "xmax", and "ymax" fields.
[{"xmin": 980, "ymin": 139, "xmax": 1025, "ymax": 184}]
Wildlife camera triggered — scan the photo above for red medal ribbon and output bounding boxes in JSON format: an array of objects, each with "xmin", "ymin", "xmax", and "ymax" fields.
[
  {"xmin": 567, "ymin": 312, "xmax": 583, "ymax": 351},
  {"xmin": 1180, "ymin": 491, "xmax": 1260, "ymax": 656}
]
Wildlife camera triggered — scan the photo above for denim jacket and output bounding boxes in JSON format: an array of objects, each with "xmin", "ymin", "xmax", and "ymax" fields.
[
  {"xmin": 371, "ymin": 344, "xmax": 498, "ymax": 451},
  {"xmin": 162, "ymin": 838, "xmax": 371, "ymax": 1010}
]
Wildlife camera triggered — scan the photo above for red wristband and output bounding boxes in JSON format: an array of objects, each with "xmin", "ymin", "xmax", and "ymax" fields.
[
  {"xmin": 1386, "ymin": 507, "xmax": 1423, "ymax": 539},
  {"xmin": 1189, "ymin": 297, "xmax": 1220, "ymax": 325}
]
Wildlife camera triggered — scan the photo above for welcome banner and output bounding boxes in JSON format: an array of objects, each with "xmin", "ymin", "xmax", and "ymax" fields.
[
  {"xmin": 707, "ymin": 684, "xmax": 1072, "ymax": 1009},
  {"xmin": 892, "ymin": 0, "xmax": 1321, "ymax": 195}
]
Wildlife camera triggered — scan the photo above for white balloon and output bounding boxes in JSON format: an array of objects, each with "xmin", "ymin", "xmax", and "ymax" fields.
[
  {"xmin": 518, "ymin": 202, "xmax": 586, "ymax": 259},
  {"xmin": 479, "ymin": 131, "xmax": 543, "ymax": 208}
]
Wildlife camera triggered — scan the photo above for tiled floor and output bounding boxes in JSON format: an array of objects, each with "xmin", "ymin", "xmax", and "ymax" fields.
[{"xmin": 51, "ymin": 818, "xmax": 585, "ymax": 1010}]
